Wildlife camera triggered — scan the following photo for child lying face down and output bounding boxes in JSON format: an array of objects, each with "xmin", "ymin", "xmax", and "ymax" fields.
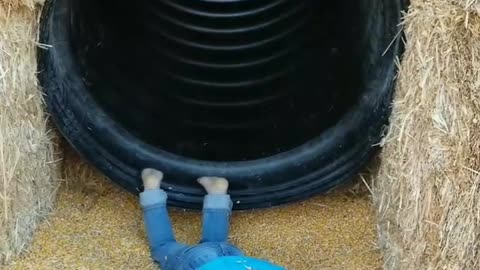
[{"xmin": 139, "ymin": 168, "xmax": 285, "ymax": 270}]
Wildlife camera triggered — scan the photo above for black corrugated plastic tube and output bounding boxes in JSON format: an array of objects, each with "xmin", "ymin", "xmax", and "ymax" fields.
[{"xmin": 38, "ymin": 0, "xmax": 408, "ymax": 210}]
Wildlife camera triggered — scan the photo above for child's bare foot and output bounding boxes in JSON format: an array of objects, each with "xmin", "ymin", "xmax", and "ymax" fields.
[
  {"xmin": 142, "ymin": 168, "xmax": 163, "ymax": 190},
  {"xmin": 198, "ymin": 176, "xmax": 229, "ymax": 195}
]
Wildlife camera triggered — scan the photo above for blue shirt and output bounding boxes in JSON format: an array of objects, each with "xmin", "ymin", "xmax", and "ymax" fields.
[{"xmin": 197, "ymin": 256, "xmax": 285, "ymax": 270}]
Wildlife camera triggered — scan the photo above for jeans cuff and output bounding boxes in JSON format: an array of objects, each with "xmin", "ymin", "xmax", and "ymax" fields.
[
  {"xmin": 140, "ymin": 189, "xmax": 167, "ymax": 207},
  {"xmin": 203, "ymin": 194, "xmax": 233, "ymax": 210}
]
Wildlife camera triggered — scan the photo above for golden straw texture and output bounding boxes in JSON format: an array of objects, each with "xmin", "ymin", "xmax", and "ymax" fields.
[
  {"xmin": 0, "ymin": 2, "xmax": 60, "ymax": 265},
  {"xmin": 0, "ymin": 0, "xmax": 43, "ymax": 10},
  {"xmin": 374, "ymin": 0, "xmax": 480, "ymax": 269}
]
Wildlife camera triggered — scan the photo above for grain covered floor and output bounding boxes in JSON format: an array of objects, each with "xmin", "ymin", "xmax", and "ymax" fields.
[{"xmin": 6, "ymin": 151, "xmax": 381, "ymax": 270}]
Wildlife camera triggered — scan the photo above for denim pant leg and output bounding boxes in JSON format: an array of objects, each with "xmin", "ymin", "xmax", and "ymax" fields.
[
  {"xmin": 140, "ymin": 189, "xmax": 188, "ymax": 268},
  {"xmin": 200, "ymin": 194, "xmax": 233, "ymax": 243}
]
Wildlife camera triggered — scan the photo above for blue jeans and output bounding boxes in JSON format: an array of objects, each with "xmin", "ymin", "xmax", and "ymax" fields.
[{"xmin": 140, "ymin": 189, "xmax": 244, "ymax": 270}]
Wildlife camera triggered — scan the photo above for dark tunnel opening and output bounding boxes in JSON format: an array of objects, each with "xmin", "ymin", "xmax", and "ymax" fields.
[{"xmin": 69, "ymin": 0, "xmax": 368, "ymax": 162}]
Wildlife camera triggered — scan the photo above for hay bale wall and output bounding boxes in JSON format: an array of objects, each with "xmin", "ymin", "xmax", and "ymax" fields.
[
  {"xmin": 0, "ymin": 0, "xmax": 60, "ymax": 265},
  {"xmin": 374, "ymin": 0, "xmax": 480, "ymax": 269}
]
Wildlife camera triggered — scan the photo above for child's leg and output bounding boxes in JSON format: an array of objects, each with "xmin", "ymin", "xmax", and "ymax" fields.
[
  {"xmin": 141, "ymin": 189, "xmax": 176, "ymax": 249},
  {"xmin": 197, "ymin": 177, "xmax": 233, "ymax": 243},
  {"xmin": 140, "ymin": 169, "xmax": 187, "ymax": 267},
  {"xmin": 200, "ymin": 194, "xmax": 233, "ymax": 243}
]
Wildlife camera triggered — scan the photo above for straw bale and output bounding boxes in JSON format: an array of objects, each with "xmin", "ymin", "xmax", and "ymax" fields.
[
  {"xmin": 374, "ymin": 0, "xmax": 480, "ymax": 269},
  {"xmin": 0, "ymin": 3, "xmax": 61, "ymax": 265},
  {"xmin": 0, "ymin": 0, "xmax": 43, "ymax": 10}
]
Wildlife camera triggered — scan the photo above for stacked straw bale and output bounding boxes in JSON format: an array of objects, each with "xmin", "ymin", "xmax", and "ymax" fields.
[
  {"xmin": 0, "ymin": 0, "xmax": 60, "ymax": 265},
  {"xmin": 374, "ymin": 0, "xmax": 480, "ymax": 269}
]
